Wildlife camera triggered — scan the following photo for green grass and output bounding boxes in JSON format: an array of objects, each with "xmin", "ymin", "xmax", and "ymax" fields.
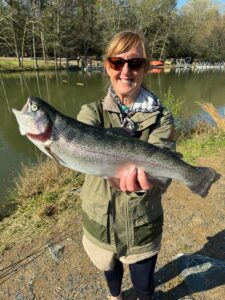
[
  {"xmin": 162, "ymin": 87, "xmax": 184, "ymax": 119},
  {"xmin": 0, "ymin": 57, "xmax": 65, "ymax": 71},
  {"xmin": 177, "ymin": 130, "xmax": 225, "ymax": 163}
]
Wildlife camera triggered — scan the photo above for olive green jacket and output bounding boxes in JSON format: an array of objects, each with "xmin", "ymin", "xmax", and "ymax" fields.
[{"xmin": 77, "ymin": 89, "xmax": 176, "ymax": 257}]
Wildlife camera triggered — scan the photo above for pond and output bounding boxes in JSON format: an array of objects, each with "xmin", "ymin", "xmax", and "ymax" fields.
[{"xmin": 0, "ymin": 68, "xmax": 225, "ymax": 216}]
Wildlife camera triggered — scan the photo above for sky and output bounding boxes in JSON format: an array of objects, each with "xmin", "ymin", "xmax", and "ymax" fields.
[
  {"xmin": 176, "ymin": 0, "xmax": 225, "ymax": 10},
  {"xmin": 176, "ymin": 0, "xmax": 188, "ymax": 9}
]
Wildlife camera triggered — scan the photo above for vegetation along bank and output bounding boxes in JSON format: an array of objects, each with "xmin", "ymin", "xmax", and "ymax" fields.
[
  {"xmin": 1, "ymin": 111, "xmax": 225, "ymax": 253},
  {"xmin": 0, "ymin": 102, "xmax": 225, "ymax": 299}
]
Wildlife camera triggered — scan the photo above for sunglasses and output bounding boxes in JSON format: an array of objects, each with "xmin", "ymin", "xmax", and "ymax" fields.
[{"xmin": 108, "ymin": 57, "xmax": 146, "ymax": 71}]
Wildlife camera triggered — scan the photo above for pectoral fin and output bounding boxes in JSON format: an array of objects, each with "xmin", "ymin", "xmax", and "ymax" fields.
[
  {"xmin": 106, "ymin": 127, "xmax": 133, "ymax": 136},
  {"xmin": 45, "ymin": 146, "xmax": 65, "ymax": 165}
]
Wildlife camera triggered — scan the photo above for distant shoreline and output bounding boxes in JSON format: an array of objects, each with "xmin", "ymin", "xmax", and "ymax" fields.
[
  {"xmin": 0, "ymin": 57, "xmax": 81, "ymax": 73},
  {"xmin": 1, "ymin": 57, "xmax": 224, "ymax": 74}
]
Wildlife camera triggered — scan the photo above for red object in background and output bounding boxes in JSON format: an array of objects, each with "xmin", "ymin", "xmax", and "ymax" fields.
[
  {"xmin": 150, "ymin": 68, "xmax": 162, "ymax": 74},
  {"xmin": 150, "ymin": 60, "xmax": 164, "ymax": 67}
]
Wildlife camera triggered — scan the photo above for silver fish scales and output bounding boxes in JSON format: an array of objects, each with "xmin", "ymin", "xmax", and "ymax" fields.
[{"xmin": 12, "ymin": 97, "xmax": 218, "ymax": 197}]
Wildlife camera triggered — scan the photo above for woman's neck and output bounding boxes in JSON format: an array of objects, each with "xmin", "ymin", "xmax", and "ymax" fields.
[
  {"xmin": 120, "ymin": 89, "xmax": 141, "ymax": 106},
  {"xmin": 110, "ymin": 86, "xmax": 142, "ymax": 106},
  {"xmin": 120, "ymin": 97, "xmax": 134, "ymax": 107}
]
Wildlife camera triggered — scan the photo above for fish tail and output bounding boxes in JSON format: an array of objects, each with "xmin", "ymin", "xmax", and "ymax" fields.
[{"xmin": 188, "ymin": 167, "xmax": 218, "ymax": 197}]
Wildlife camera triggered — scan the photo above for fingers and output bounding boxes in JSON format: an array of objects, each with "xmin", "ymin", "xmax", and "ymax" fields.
[
  {"xmin": 108, "ymin": 166, "xmax": 153, "ymax": 192},
  {"xmin": 120, "ymin": 166, "xmax": 140, "ymax": 192},
  {"xmin": 137, "ymin": 168, "xmax": 153, "ymax": 190}
]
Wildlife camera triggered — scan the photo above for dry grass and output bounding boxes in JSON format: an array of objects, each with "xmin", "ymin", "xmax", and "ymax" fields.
[
  {"xmin": 0, "ymin": 158, "xmax": 84, "ymax": 252},
  {"xmin": 175, "ymin": 119, "xmax": 217, "ymax": 143},
  {"xmin": 12, "ymin": 157, "xmax": 80, "ymax": 202},
  {"xmin": 36, "ymin": 204, "xmax": 58, "ymax": 218},
  {"xmin": 198, "ymin": 101, "xmax": 225, "ymax": 131}
]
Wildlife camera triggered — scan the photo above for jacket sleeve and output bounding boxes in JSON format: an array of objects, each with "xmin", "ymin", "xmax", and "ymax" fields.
[
  {"xmin": 148, "ymin": 109, "xmax": 176, "ymax": 152},
  {"xmin": 77, "ymin": 104, "xmax": 102, "ymax": 126}
]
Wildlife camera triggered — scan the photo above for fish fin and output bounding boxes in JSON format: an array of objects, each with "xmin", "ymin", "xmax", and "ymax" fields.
[
  {"xmin": 188, "ymin": 167, "xmax": 219, "ymax": 197},
  {"xmin": 106, "ymin": 127, "xmax": 133, "ymax": 136},
  {"xmin": 44, "ymin": 146, "xmax": 65, "ymax": 165}
]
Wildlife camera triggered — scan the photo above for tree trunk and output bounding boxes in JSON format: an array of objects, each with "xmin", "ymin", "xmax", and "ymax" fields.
[
  {"xmin": 159, "ymin": 18, "xmax": 174, "ymax": 61},
  {"xmin": 159, "ymin": 32, "xmax": 169, "ymax": 61},
  {"xmin": 11, "ymin": 19, "xmax": 22, "ymax": 67},
  {"xmin": 32, "ymin": 22, "xmax": 38, "ymax": 70},
  {"xmin": 41, "ymin": 30, "xmax": 47, "ymax": 62},
  {"xmin": 21, "ymin": 16, "xmax": 29, "ymax": 69},
  {"xmin": 151, "ymin": 30, "xmax": 160, "ymax": 60},
  {"xmin": 54, "ymin": 46, "xmax": 58, "ymax": 69}
]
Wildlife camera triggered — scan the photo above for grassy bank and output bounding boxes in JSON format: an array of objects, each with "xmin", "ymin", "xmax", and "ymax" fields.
[
  {"xmin": 0, "ymin": 128, "xmax": 225, "ymax": 253},
  {"xmin": 0, "ymin": 160, "xmax": 84, "ymax": 252},
  {"xmin": 0, "ymin": 57, "xmax": 69, "ymax": 72},
  {"xmin": 178, "ymin": 128, "xmax": 225, "ymax": 161}
]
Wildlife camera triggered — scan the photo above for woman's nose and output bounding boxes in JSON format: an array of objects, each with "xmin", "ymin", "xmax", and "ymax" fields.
[{"xmin": 121, "ymin": 62, "xmax": 130, "ymax": 74}]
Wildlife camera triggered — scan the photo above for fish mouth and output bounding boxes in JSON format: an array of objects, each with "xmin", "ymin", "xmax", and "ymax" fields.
[
  {"xmin": 21, "ymin": 99, "xmax": 29, "ymax": 113},
  {"xmin": 12, "ymin": 99, "xmax": 29, "ymax": 116},
  {"xmin": 12, "ymin": 97, "xmax": 53, "ymax": 139},
  {"xmin": 12, "ymin": 98, "xmax": 33, "ymax": 136}
]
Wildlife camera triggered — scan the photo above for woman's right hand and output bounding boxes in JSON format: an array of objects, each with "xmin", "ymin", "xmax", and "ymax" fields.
[{"xmin": 108, "ymin": 165, "xmax": 153, "ymax": 192}]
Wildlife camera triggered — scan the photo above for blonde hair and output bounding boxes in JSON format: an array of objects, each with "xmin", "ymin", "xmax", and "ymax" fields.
[{"xmin": 104, "ymin": 30, "xmax": 150, "ymax": 67}]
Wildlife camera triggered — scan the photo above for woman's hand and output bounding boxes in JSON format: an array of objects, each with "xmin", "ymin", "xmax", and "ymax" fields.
[{"xmin": 108, "ymin": 165, "xmax": 153, "ymax": 192}]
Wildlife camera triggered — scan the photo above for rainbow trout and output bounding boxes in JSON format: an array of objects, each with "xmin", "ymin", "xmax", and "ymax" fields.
[{"xmin": 12, "ymin": 97, "xmax": 217, "ymax": 197}]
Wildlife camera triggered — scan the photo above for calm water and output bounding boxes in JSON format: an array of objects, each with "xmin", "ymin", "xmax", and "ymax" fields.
[{"xmin": 0, "ymin": 68, "xmax": 225, "ymax": 215}]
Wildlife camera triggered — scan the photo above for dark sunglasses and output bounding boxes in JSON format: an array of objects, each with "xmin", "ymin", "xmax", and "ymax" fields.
[{"xmin": 108, "ymin": 57, "xmax": 146, "ymax": 71}]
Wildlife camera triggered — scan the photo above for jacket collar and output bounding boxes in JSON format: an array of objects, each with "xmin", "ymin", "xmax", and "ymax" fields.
[
  {"xmin": 101, "ymin": 88, "xmax": 162, "ymax": 125},
  {"xmin": 102, "ymin": 89, "xmax": 121, "ymax": 113}
]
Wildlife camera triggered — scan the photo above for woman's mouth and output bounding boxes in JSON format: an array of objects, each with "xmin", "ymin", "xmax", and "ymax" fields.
[{"xmin": 120, "ymin": 78, "xmax": 134, "ymax": 84}]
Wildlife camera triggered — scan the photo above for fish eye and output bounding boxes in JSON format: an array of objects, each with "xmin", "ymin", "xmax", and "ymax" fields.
[{"xmin": 31, "ymin": 103, "xmax": 39, "ymax": 112}]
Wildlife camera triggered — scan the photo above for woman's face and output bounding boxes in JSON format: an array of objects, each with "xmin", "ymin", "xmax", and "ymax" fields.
[{"xmin": 105, "ymin": 44, "xmax": 147, "ymax": 104}]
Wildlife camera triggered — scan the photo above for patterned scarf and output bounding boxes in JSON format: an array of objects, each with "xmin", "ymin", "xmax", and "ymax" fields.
[{"xmin": 110, "ymin": 86, "xmax": 162, "ymax": 133}]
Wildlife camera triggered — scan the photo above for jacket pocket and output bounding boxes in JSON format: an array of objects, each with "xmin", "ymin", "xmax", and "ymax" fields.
[
  {"xmin": 82, "ymin": 193, "xmax": 109, "ymax": 226},
  {"xmin": 132, "ymin": 214, "xmax": 163, "ymax": 246},
  {"xmin": 129, "ymin": 191, "xmax": 163, "ymax": 246},
  {"xmin": 81, "ymin": 192, "xmax": 111, "ymax": 244},
  {"xmin": 80, "ymin": 177, "xmax": 111, "ymax": 226}
]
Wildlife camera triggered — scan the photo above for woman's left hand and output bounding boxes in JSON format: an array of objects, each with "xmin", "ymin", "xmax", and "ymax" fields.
[{"xmin": 108, "ymin": 165, "xmax": 153, "ymax": 192}]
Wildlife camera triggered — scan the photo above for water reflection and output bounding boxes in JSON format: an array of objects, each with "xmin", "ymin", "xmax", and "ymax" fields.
[
  {"xmin": 218, "ymin": 105, "xmax": 225, "ymax": 118},
  {"xmin": 149, "ymin": 65, "xmax": 225, "ymax": 75},
  {"xmin": 0, "ymin": 71, "xmax": 108, "ymax": 216},
  {"xmin": 0, "ymin": 75, "xmax": 10, "ymax": 111},
  {"xmin": 0, "ymin": 69, "xmax": 224, "ymax": 216}
]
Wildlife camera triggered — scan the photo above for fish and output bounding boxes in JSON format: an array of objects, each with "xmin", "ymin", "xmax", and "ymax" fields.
[{"xmin": 12, "ymin": 96, "xmax": 218, "ymax": 197}]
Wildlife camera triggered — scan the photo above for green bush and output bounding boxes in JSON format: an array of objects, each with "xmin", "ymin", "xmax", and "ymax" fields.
[{"xmin": 162, "ymin": 87, "xmax": 184, "ymax": 119}]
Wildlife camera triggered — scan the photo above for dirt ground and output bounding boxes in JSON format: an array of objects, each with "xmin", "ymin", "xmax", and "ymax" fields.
[{"xmin": 0, "ymin": 151, "xmax": 225, "ymax": 300}]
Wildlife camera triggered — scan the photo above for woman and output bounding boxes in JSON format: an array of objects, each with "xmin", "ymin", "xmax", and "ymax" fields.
[{"xmin": 77, "ymin": 30, "xmax": 176, "ymax": 300}]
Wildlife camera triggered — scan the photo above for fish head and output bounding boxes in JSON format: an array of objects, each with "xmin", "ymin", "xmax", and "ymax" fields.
[{"xmin": 12, "ymin": 96, "xmax": 53, "ymax": 141}]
